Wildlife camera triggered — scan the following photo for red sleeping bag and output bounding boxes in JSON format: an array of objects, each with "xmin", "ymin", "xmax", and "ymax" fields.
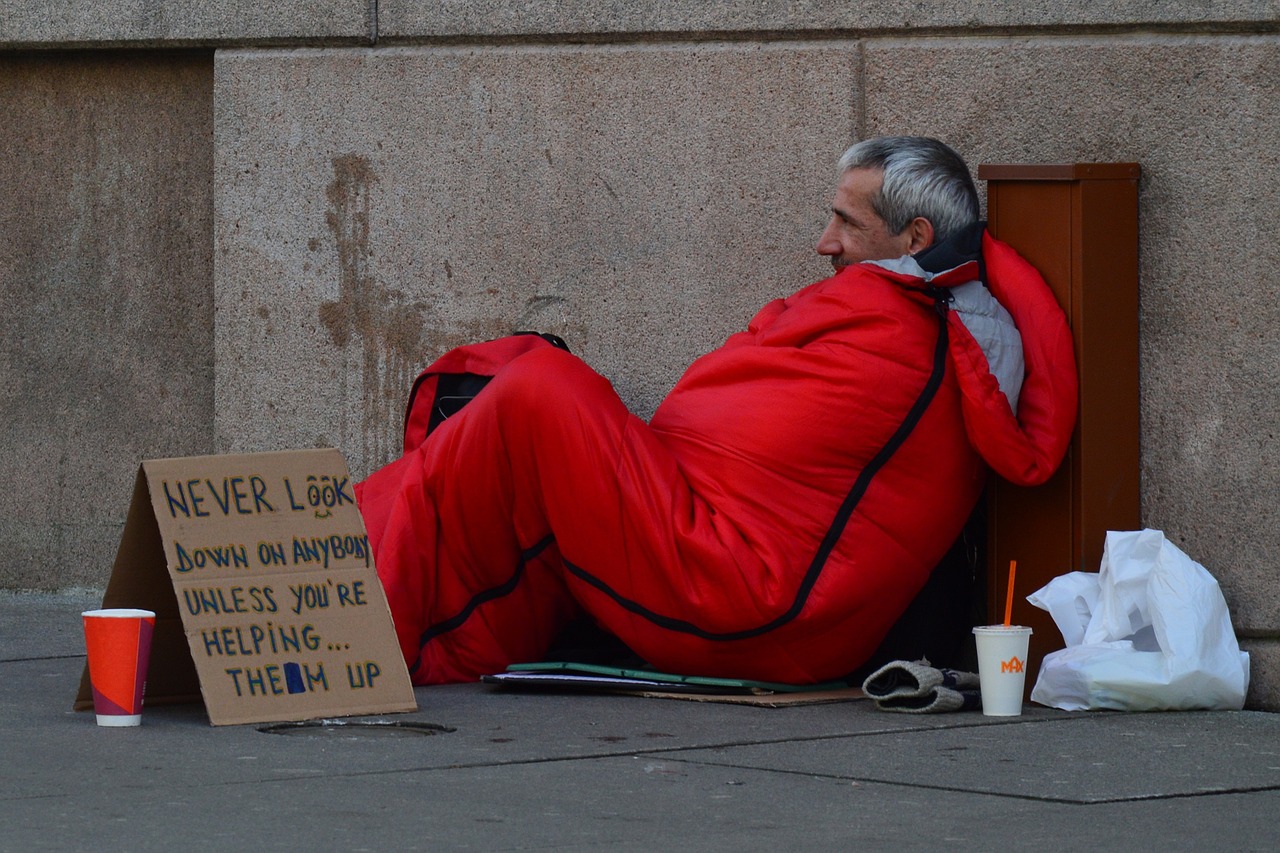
[{"xmin": 356, "ymin": 231, "xmax": 1077, "ymax": 685}]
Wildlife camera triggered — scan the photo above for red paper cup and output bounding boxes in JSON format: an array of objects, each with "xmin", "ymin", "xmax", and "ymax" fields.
[{"xmin": 82, "ymin": 609, "xmax": 156, "ymax": 727}]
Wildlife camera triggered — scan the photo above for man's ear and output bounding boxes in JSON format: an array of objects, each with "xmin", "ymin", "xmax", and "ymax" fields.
[{"xmin": 904, "ymin": 217, "xmax": 935, "ymax": 254}]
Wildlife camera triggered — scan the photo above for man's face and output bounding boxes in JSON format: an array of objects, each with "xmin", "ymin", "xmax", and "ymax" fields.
[{"xmin": 816, "ymin": 167, "xmax": 914, "ymax": 271}]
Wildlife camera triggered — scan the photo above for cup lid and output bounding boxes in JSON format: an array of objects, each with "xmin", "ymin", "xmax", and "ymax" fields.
[{"xmin": 82, "ymin": 608, "xmax": 156, "ymax": 618}]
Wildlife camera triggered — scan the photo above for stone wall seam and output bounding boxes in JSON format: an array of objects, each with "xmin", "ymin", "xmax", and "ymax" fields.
[
  {"xmin": 7, "ymin": 17, "xmax": 1280, "ymax": 52},
  {"xmin": 863, "ymin": 30, "xmax": 1280, "ymax": 49},
  {"xmin": 212, "ymin": 38, "xmax": 869, "ymax": 63},
  {"xmin": 853, "ymin": 40, "xmax": 867, "ymax": 142},
  {"xmin": 366, "ymin": 20, "xmax": 1280, "ymax": 49}
]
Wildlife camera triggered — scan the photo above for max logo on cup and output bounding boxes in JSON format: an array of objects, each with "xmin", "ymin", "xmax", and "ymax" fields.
[{"xmin": 1001, "ymin": 656, "xmax": 1026, "ymax": 674}]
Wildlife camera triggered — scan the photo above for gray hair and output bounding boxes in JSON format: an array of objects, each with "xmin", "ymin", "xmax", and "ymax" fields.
[{"xmin": 837, "ymin": 136, "xmax": 979, "ymax": 245}]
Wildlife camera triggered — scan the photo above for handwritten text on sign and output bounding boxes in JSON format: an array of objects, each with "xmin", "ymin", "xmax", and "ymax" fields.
[
  {"xmin": 143, "ymin": 449, "xmax": 414, "ymax": 725},
  {"xmin": 160, "ymin": 473, "xmax": 370, "ymax": 572}
]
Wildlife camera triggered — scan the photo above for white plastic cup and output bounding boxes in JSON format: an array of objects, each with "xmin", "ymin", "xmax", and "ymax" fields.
[{"xmin": 972, "ymin": 625, "xmax": 1032, "ymax": 716}]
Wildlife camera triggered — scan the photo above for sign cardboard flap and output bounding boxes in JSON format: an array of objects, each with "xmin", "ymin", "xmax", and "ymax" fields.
[
  {"xmin": 77, "ymin": 449, "xmax": 416, "ymax": 726},
  {"xmin": 75, "ymin": 467, "xmax": 201, "ymax": 710}
]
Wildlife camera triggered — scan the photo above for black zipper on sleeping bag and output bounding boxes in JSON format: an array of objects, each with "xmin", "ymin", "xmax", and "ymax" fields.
[
  {"xmin": 409, "ymin": 534, "xmax": 557, "ymax": 676},
  {"xmin": 412, "ymin": 295, "xmax": 952, "ymax": 663},
  {"xmin": 561, "ymin": 294, "xmax": 953, "ymax": 642}
]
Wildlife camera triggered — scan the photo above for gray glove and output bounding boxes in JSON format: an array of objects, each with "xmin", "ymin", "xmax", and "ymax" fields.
[{"xmin": 862, "ymin": 659, "xmax": 981, "ymax": 714}]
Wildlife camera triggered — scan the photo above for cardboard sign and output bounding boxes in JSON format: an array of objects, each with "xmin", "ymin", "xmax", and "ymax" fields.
[{"xmin": 76, "ymin": 449, "xmax": 416, "ymax": 726}]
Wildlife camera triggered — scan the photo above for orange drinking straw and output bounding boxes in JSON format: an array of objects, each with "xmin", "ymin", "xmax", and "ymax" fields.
[{"xmin": 1003, "ymin": 560, "xmax": 1017, "ymax": 627}]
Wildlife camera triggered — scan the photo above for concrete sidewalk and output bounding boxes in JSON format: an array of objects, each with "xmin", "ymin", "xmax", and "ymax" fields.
[{"xmin": 3, "ymin": 591, "xmax": 1279, "ymax": 851}]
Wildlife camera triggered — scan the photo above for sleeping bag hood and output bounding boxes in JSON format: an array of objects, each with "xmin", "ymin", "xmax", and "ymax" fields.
[{"xmin": 910, "ymin": 222, "xmax": 1077, "ymax": 487}]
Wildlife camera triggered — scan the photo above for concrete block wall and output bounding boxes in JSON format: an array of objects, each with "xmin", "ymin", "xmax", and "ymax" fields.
[
  {"xmin": 213, "ymin": 43, "xmax": 853, "ymax": 474},
  {"xmin": 1, "ymin": 50, "xmax": 214, "ymax": 591},
  {"xmin": 4, "ymin": 3, "xmax": 1279, "ymax": 707}
]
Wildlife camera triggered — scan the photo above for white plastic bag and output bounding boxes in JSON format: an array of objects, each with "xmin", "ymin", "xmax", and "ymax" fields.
[{"xmin": 1027, "ymin": 529, "xmax": 1250, "ymax": 711}]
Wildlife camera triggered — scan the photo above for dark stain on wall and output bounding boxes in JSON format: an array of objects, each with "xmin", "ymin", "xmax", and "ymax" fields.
[{"xmin": 320, "ymin": 154, "xmax": 427, "ymax": 470}]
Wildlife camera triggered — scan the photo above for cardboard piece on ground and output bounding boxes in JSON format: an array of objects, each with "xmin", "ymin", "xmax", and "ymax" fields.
[{"xmin": 75, "ymin": 449, "xmax": 416, "ymax": 726}]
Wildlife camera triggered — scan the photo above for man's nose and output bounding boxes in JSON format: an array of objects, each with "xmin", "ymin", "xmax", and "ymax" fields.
[{"xmin": 816, "ymin": 221, "xmax": 841, "ymax": 256}]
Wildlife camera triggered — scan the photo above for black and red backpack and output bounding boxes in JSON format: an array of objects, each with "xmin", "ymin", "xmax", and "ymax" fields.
[{"xmin": 400, "ymin": 331, "xmax": 570, "ymax": 452}]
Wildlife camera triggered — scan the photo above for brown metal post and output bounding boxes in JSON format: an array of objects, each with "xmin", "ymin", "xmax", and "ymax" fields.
[{"xmin": 978, "ymin": 164, "xmax": 1141, "ymax": 695}]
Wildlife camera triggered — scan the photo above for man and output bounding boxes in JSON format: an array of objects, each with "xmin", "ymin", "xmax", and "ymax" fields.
[{"xmin": 357, "ymin": 136, "xmax": 1077, "ymax": 686}]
